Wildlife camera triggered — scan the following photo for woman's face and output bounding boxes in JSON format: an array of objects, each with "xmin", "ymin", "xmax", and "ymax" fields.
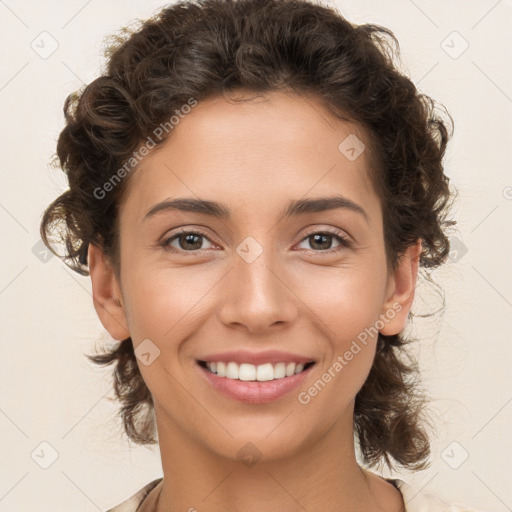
[{"xmin": 91, "ymin": 90, "xmax": 418, "ymax": 462}]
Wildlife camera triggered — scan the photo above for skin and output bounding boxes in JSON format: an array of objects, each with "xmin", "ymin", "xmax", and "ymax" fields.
[{"xmin": 88, "ymin": 90, "xmax": 421, "ymax": 512}]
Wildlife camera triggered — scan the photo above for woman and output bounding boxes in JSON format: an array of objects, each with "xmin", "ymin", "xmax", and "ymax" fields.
[{"xmin": 40, "ymin": 0, "xmax": 477, "ymax": 510}]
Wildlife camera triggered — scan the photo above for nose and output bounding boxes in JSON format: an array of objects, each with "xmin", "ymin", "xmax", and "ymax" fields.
[{"xmin": 218, "ymin": 241, "xmax": 298, "ymax": 334}]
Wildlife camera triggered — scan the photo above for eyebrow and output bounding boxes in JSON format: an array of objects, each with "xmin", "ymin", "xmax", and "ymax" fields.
[{"xmin": 144, "ymin": 195, "xmax": 369, "ymax": 224}]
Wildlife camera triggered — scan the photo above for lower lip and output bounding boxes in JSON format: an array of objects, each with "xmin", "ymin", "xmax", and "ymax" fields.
[{"xmin": 197, "ymin": 363, "xmax": 315, "ymax": 404}]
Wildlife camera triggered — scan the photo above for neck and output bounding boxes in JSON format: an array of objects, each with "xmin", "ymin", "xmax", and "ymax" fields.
[{"xmin": 145, "ymin": 403, "xmax": 403, "ymax": 512}]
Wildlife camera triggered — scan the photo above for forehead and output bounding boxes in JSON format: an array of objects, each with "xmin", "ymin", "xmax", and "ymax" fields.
[{"xmin": 121, "ymin": 91, "xmax": 381, "ymax": 224}]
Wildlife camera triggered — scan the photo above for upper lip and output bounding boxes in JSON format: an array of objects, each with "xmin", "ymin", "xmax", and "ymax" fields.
[{"xmin": 197, "ymin": 350, "xmax": 316, "ymax": 366}]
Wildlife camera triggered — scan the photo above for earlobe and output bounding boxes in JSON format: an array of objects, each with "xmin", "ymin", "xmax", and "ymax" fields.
[
  {"xmin": 88, "ymin": 244, "xmax": 130, "ymax": 341},
  {"xmin": 379, "ymin": 239, "xmax": 422, "ymax": 336}
]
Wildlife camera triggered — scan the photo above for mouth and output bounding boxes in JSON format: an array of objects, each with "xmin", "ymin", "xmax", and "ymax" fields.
[
  {"xmin": 196, "ymin": 358, "xmax": 316, "ymax": 404},
  {"xmin": 197, "ymin": 360, "xmax": 316, "ymax": 381}
]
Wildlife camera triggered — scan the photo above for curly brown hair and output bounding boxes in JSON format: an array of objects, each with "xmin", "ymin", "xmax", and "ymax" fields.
[{"xmin": 40, "ymin": 0, "xmax": 455, "ymax": 471}]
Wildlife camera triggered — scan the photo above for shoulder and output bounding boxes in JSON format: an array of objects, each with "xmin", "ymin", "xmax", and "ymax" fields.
[
  {"xmin": 104, "ymin": 478, "xmax": 163, "ymax": 512},
  {"xmin": 390, "ymin": 478, "xmax": 481, "ymax": 512}
]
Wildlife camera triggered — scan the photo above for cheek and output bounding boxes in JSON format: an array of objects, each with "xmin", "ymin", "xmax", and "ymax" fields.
[
  {"xmin": 119, "ymin": 259, "xmax": 226, "ymax": 368},
  {"xmin": 296, "ymin": 270, "xmax": 384, "ymax": 421},
  {"xmin": 301, "ymin": 263, "xmax": 386, "ymax": 386},
  {"xmin": 123, "ymin": 249, "xmax": 388, "ymax": 346},
  {"xmin": 301, "ymin": 260, "xmax": 388, "ymax": 336}
]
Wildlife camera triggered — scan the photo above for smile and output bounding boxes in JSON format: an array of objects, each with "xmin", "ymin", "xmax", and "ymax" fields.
[
  {"xmin": 196, "ymin": 358, "xmax": 316, "ymax": 404},
  {"xmin": 199, "ymin": 360, "xmax": 315, "ymax": 381}
]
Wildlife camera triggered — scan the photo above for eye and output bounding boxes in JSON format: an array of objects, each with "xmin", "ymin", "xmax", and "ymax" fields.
[
  {"xmin": 162, "ymin": 230, "xmax": 216, "ymax": 253},
  {"xmin": 161, "ymin": 227, "xmax": 353, "ymax": 255},
  {"xmin": 296, "ymin": 229, "xmax": 352, "ymax": 253}
]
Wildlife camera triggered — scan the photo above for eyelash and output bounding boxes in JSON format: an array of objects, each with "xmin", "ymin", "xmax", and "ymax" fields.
[{"xmin": 161, "ymin": 227, "xmax": 353, "ymax": 255}]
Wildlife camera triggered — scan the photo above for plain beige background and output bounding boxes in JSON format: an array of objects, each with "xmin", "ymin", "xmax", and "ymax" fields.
[{"xmin": 1, "ymin": 0, "xmax": 511, "ymax": 510}]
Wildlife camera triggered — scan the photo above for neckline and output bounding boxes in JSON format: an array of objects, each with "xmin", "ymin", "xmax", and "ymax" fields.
[
  {"xmin": 135, "ymin": 478, "xmax": 163, "ymax": 511},
  {"xmin": 135, "ymin": 477, "xmax": 407, "ymax": 511}
]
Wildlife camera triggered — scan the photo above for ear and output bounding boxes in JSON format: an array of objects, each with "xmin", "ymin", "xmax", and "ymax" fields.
[
  {"xmin": 88, "ymin": 243, "xmax": 130, "ymax": 341},
  {"xmin": 379, "ymin": 239, "xmax": 422, "ymax": 336}
]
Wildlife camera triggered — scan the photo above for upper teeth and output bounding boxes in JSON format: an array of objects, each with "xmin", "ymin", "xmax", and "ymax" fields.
[{"xmin": 206, "ymin": 361, "xmax": 307, "ymax": 381}]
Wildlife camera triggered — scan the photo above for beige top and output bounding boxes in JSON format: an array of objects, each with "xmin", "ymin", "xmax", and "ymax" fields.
[{"xmin": 105, "ymin": 477, "xmax": 480, "ymax": 511}]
